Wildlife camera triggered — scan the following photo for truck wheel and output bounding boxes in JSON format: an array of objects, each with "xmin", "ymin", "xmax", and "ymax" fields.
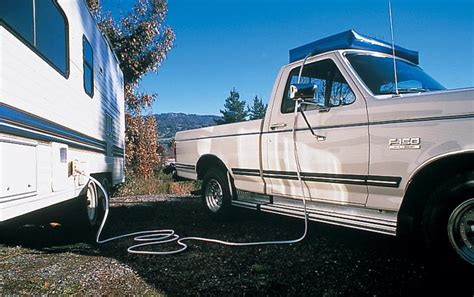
[
  {"xmin": 201, "ymin": 168, "xmax": 233, "ymax": 219},
  {"xmin": 422, "ymin": 173, "xmax": 474, "ymax": 266},
  {"xmin": 447, "ymin": 198, "xmax": 474, "ymax": 265}
]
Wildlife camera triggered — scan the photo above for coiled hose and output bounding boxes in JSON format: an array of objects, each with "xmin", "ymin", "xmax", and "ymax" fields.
[{"xmin": 93, "ymin": 62, "xmax": 311, "ymax": 254}]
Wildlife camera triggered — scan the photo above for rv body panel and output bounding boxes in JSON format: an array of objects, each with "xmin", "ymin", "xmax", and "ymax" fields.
[{"xmin": 0, "ymin": 0, "xmax": 125, "ymax": 222}]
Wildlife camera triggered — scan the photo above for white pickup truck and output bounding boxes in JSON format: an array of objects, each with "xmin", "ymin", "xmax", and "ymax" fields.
[{"xmin": 175, "ymin": 30, "xmax": 474, "ymax": 265}]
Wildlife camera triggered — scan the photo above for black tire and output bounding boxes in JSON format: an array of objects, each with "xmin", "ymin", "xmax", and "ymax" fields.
[
  {"xmin": 97, "ymin": 176, "xmax": 110, "ymax": 221},
  {"xmin": 62, "ymin": 180, "xmax": 101, "ymax": 240},
  {"xmin": 79, "ymin": 180, "xmax": 99, "ymax": 229},
  {"xmin": 422, "ymin": 172, "xmax": 474, "ymax": 266},
  {"xmin": 201, "ymin": 168, "xmax": 233, "ymax": 219}
]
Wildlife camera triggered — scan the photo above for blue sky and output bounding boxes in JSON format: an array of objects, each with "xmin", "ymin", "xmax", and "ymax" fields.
[{"xmin": 105, "ymin": 0, "xmax": 474, "ymax": 115}]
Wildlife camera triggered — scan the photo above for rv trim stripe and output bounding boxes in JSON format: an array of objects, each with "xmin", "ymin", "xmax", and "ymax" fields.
[
  {"xmin": 112, "ymin": 145, "xmax": 125, "ymax": 158},
  {"xmin": 0, "ymin": 102, "xmax": 124, "ymax": 157}
]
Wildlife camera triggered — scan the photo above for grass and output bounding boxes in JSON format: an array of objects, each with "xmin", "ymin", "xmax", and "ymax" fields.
[{"xmin": 113, "ymin": 171, "xmax": 200, "ymax": 197}]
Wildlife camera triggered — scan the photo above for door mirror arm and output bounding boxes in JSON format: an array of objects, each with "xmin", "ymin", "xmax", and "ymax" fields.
[{"xmin": 298, "ymin": 103, "xmax": 327, "ymax": 141}]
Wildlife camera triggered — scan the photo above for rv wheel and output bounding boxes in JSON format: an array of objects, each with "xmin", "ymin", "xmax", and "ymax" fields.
[
  {"xmin": 84, "ymin": 181, "xmax": 99, "ymax": 227},
  {"xmin": 201, "ymin": 168, "xmax": 233, "ymax": 219},
  {"xmin": 98, "ymin": 177, "xmax": 110, "ymax": 212}
]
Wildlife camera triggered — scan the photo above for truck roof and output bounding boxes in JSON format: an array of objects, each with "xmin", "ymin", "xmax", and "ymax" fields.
[{"xmin": 289, "ymin": 29, "xmax": 419, "ymax": 64}]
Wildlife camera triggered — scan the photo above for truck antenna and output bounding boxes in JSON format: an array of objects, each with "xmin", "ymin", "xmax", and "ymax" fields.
[{"xmin": 388, "ymin": 0, "xmax": 399, "ymax": 96}]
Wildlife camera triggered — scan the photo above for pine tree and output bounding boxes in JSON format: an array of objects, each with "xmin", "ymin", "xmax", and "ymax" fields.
[
  {"xmin": 216, "ymin": 88, "xmax": 248, "ymax": 124},
  {"xmin": 247, "ymin": 95, "xmax": 267, "ymax": 120}
]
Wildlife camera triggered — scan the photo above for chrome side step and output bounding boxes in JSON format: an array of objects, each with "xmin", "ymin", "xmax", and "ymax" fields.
[{"xmin": 232, "ymin": 196, "xmax": 397, "ymax": 236}]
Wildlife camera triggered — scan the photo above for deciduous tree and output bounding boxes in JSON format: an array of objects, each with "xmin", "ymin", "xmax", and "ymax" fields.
[{"xmin": 86, "ymin": 0, "xmax": 175, "ymax": 178}]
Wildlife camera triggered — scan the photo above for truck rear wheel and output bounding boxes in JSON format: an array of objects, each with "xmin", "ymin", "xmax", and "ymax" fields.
[
  {"xmin": 422, "ymin": 173, "xmax": 474, "ymax": 266},
  {"xmin": 201, "ymin": 168, "xmax": 233, "ymax": 219}
]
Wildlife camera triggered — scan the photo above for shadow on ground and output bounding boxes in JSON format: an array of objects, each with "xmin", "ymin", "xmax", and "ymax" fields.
[{"xmin": 1, "ymin": 196, "xmax": 473, "ymax": 296}]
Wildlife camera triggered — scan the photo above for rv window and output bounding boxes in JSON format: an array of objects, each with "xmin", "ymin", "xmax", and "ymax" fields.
[
  {"xmin": 0, "ymin": 0, "xmax": 34, "ymax": 43},
  {"xmin": 83, "ymin": 36, "xmax": 94, "ymax": 97},
  {"xmin": 0, "ymin": 0, "xmax": 68, "ymax": 76},
  {"xmin": 35, "ymin": 0, "xmax": 68, "ymax": 74}
]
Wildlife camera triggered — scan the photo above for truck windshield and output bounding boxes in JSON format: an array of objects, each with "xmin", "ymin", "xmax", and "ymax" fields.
[{"xmin": 345, "ymin": 53, "xmax": 446, "ymax": 95}]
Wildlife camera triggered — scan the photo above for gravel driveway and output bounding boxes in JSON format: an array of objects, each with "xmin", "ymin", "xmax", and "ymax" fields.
[{"xmin": 1, "ymin": 195, "xmax": 473, "ymax": 296}]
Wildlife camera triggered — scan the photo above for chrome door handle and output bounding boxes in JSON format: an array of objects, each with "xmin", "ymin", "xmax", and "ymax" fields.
[
  {"xmin": 270, "ymin": 122, "xmax": 287, "ymax": 130},
  {"xmin": 316, "ymin": 135, "xmax": 326, "ymax": 142}
]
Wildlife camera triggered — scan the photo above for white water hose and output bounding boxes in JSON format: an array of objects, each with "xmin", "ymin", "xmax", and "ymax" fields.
[
  {"xmin": 93, "ymin": 71, "xmax": 310, "ymax": 255},
  {"xmin": 91, "ymin": 104, "xmax": 308, "ymax": 255}
]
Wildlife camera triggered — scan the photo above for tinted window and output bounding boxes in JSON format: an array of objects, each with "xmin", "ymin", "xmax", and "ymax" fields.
[
  {"xmin": 281, "ymin": 59, "xmax": 356, "ymax": 113},
  {"xmin": 0, "ymin": 0, "xmax": 34, "ymax": 43},
  {"xmin": 346, "ymin": 54, "xmax": 445, "ymax": 95},
  {"xmin": 329, "ymin": 70, "xmax": 356, "ymax": 107},
  {"xmin": 83, "ymin": 36, "xmax": 94, "ymax": 97},
  {"xmin": 0, "ymin": 0, "xmax": 68, "ymax": 76},
  {"xmin": 36, "ymin": 0, "xmax": 67, "ymax": 74}
]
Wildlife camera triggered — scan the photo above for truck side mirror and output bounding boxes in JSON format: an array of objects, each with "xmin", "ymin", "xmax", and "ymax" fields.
[{"xmin": 290, "ymin": 83, "xmax": 317, "ymax": 101}]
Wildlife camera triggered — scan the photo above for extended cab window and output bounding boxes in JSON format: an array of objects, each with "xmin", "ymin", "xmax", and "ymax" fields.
[
  {"xmin": 281, "ymin": 59, "xmax": 356, "ymax": 113},
  {"xmin": 0, "ymin": 0, "xmax": 68, "ymax": 76}
]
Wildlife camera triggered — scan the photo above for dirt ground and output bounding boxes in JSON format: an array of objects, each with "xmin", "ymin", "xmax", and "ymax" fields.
[{"xmin": 1, "ymin": 195, "xmax": 473, "ymax": 296}]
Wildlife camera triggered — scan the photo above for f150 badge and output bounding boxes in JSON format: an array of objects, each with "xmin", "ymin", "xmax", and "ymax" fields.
[{"xmin": 389, "ymin": 137, "xmax": 421, "ymax": 150}]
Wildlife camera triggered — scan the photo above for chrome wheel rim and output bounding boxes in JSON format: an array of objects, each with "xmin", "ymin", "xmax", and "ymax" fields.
[
  {"xmin": 448, "ymin": 198, "xmax": 474, "ymax": 265},
  {"xmin": 205, "ymin": 179, "xmax": 223, "ymax": 212},
  {"xmin": 86, "ymin": 182, "xmax": 98, "ymax": 224}
]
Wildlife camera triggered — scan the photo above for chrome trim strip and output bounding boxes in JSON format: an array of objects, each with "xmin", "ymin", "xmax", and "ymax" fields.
[
  {"xmin": 231, "ymin": 197, "xmax": 397, "ymax": 236},
  {"xmin": 231, "ymin": 200, "xmax": 258, "ymax": 210}
]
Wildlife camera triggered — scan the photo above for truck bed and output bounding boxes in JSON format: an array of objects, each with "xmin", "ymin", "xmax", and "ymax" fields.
[{"xmin": 175, "ymin": 119, "xmax": 264, "ymax": 192}]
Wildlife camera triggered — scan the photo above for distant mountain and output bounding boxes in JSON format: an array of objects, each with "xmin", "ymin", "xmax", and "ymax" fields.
[{"xmin": 154, "ymin": 113, "xmax": 222, "ymax": 142}]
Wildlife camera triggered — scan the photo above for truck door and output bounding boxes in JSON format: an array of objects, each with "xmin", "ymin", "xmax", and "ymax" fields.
[{"xmin": 263, "ymin": 56, "xmax": 369, "ymax": 205}]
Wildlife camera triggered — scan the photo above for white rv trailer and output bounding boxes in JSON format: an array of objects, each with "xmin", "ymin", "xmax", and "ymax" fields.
[{"xmin": 0, "ymin": 0, "xmax": 125, "ymax": 226}]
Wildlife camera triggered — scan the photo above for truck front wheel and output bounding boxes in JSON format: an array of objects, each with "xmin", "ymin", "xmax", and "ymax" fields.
[
  {"xmin": 422, "ymin": 173, "xmax": 474, "ymax": 266},
  {"xmin": 201, "ymin": 168, "xmax": 233, "ymax": 219}
]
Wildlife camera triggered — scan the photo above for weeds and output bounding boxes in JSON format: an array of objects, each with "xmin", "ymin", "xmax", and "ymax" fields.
[{"xmin": 113, "ymin": 171, "xmax": 200, "ymax": 197}]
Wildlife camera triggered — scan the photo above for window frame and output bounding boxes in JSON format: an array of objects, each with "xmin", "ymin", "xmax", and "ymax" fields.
[
  {"xmin": 82, "ymin": 35, "xmax": 94, "ymax": 98},
  {"xmin": 280, "ymin": 58, "xmax": 356, "ymax": 114},
  {"xmin": 0, "ymin": 0, "xmax": 69, "ymax": 78}
]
